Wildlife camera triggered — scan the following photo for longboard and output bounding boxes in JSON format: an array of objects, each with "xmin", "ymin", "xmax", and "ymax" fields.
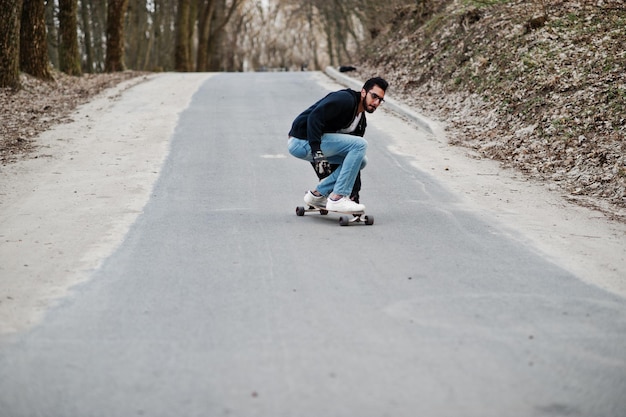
[{"xmin": 295, "ymin": 205, "xmax": 374, "ymax": 226}]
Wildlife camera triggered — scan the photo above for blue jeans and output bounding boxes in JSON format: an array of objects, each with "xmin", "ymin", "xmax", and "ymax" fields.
[{"xmin": 288, "ymin": 134, "xmax": 368, "ymax": 196}]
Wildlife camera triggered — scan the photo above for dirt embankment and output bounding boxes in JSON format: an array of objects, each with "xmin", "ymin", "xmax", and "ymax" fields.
[
  {"xmin": 358, "ymin": 0, "xmax": 625, "ymax": 221},
  {"xmin": 1, "ymin": 71, "xmax": 147, "ymax": 165}
]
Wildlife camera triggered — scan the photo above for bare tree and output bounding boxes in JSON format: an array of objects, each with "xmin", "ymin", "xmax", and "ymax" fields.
[
  {"xmin": 237, "ymin": 0, "xmax": 369, "ymax": 71},
  {"xmin": 0, "ymin": 0, "xmax": 23, "ymax": 88},
  {"xmin": 123, "ymin": 0, "xmax": 177, "ymax": 71},
  {"xmin": 79, "ymin": 0, "xmax": 94, "ymax": 72},
  {"xmin": 150, "ymin": 0, "xmax": 177, "ymax": 71},
  {"xmin": 175, "ymin": 0, "xmax": 192, "ymax": 71},
  {"xmin": 196, "ymin": 0, "xmax": 217, "ymax": 72},
  {"xmin": 45, "ymin": 0, "xmax": 59, "ymax": 69},
  {"xmin": 5, "ymin": 0, "xmax": 403, "ymax": 78},
  {"xmin": 105, "ymin": 0, "xmax": 130, "ymax": 71},
  {"xmin": 126, "ymin": 0, "xmax": 150, "ymax": 70},
  {"xmin": 58, "ymin": 0, "xmax": 82, "ymax": 75},
  {"xmin": 90, "ymin": 0, "xmax": 108, "ymax": 72},
  {"xmin": 21, "ymin": 0, "xmax": 53, "ymax": 80},
  {"xmin": 206, "ymin": 0, "xmax": 243, "ymax": 71}
]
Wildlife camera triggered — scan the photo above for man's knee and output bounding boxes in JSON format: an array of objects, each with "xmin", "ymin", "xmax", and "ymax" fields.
[{"xmin": 355, "ymin": 137, "xmax": 368, "ymax": 151}]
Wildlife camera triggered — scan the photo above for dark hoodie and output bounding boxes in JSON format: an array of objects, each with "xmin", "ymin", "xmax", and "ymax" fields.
[{"xmin": 288, "ymin": 89, "xmax": 367, "ymax": 154}]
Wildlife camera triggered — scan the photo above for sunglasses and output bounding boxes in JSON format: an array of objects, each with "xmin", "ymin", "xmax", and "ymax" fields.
[{"xmin": 368, "ymin": 91, "xmax": 385, "ymax": 103}]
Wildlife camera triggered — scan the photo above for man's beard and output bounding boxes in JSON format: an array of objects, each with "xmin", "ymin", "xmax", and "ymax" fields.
[{"xmin": 362, "ymin": 96, "xmax": 376, "ymax": 113}]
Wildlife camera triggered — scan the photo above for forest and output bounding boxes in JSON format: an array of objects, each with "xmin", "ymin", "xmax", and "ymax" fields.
[
  {"xmin": 1, "ymin": 0, "xmax": 624, "ymax": 217},
  {"xmin": 0, "ymin": 0, "xmax": 402, "ymax": 89}
]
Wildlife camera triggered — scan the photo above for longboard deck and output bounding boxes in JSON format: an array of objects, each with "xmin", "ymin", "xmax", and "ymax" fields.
[{"xmin": 295, "ymin": 205, "xmax": 374, "ymax": 226}]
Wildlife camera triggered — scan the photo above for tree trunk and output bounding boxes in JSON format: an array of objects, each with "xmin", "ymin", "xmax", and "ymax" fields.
[
  {"xmin": 91, "ymin": 0, "xmax": 107, "ymax": 72},
  {"xmin": 125, "ymin": 0, "xmax": 144, "ymax": 69},
  {"xmin": 21, "ymin": 0, "xmax": 53, "ymax": 80},
  {"xmin": 206, "ymin": 17, "xmax": 223, "ymax": 71},
  {"xmin": 105, "ymin": 0, "xmax": 130, "ymax": 72},
  {"xmin": 58, "ymin": 0, "xmax": 82, "ymax": 75},
  {"xmin": 226, "ymin": 13, "xmax": 244, "ymax": 72},
  {"xmin": 45, "ymin": 0, "xmax": 58, "ymax": 70},
  {"xmin": 306, "ymin": 0, "xmax": 320, "ymax": 70},
  {"xmin": 141, "ymin": 10, "xmax": 155, "ymax": 70},
  {"xmin": 196, "ymin": 0, "xmax": 216, "ymax": 72},
  {"xmin": 155, "ymin": 0, "xmax": 176, "ymax": 71},
  {"xmin": 174, "ymin": 0, "xmax": 192, "ymax": 72},
  {"xmin": 206, "ymin": 0, "xmax": 241, "ymax": 72},
  {"xmin": 0, "ymin": 0, "xmax": 23, "ymax": 89},
  {"xmin": 79, "ymin": 0, "xmax": 94, "ymax": 73},
  {"xmin": 150, "ymin": 0, "xmax": 165, "ymax": 71}
]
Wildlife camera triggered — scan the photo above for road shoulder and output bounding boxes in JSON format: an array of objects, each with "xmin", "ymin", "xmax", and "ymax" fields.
[
  {"xmin": 0, "ymin": 73, "xmax": 213, "ymax": 336},
  {"xmin": 322, "ymin": 69, "xmax": 626, "ymax": 298}
]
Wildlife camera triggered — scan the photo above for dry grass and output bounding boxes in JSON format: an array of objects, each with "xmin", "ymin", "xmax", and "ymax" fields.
[
  {"xmin": 0, "ymin": 70, "xmax": 146, "ymax": 165},
  {"xmin": 359, "ymin": 0, "xmax": 625, "ymax": 220}
]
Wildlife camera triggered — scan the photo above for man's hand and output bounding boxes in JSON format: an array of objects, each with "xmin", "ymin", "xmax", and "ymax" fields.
[{"xmin": 312, "ymin": 150, "xmax": 331, "ymax": 176}]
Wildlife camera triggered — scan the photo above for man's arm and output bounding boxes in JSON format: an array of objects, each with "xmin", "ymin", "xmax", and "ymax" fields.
[{"xmin": 305, "ymin": 90, "xmax": 354, "ymax": 153}]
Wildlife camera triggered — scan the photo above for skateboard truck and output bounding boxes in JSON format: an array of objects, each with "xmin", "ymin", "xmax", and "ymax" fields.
[{"xmin": 295, "ymin": 205, "xmax": 374, "ymax": 226}]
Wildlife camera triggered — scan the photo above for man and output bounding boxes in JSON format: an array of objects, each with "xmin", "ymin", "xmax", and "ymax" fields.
[{"xmin": 287, "ymin": 76, "xmax": 389, "ymax": 213}]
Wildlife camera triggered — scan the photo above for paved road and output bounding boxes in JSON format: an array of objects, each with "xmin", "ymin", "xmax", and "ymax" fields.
[{"xmin": 1, "ymin": 72, "xmax": 625, "ymax": 417}]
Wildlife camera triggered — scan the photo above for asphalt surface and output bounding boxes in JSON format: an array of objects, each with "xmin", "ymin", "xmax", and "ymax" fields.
[{"xmin": 1, "ymin": 72, "xmax": 625, "ymax": 417}]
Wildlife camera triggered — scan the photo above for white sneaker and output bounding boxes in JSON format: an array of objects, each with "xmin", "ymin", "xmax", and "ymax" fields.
[
  {"xmin": 303, "ymin": 190, "xmax": 327, "ymax": 208},
  {"xmin": 326, "ymin": 196, "xmax": 365, "ymax": 213}
]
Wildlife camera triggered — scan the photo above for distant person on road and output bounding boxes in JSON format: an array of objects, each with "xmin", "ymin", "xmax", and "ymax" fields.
[{"xmin": 287, "ymin": 76, "xmax": 389, "ymax": 213}]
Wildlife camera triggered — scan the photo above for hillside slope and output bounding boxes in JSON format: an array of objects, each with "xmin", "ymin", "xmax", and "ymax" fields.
[{"xmin": 358, "ymin": 0, "xmax": 625, "ymax": 220}]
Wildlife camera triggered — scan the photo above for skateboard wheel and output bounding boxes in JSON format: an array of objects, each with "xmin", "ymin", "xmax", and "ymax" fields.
[
  {"xmin": 296, "ymin": 206, "xmax": 305, "ymax": 216},
  {"xmin": 365, "ymin": 215, "xmax": 374, "ymax": 225},
  {"xmin": 319, "ymin": 209, "xmax": 328, "ymax": 215},
  {"xmin": 339, "ymin": 216, "xmax": 349, "ymax": 226}
]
